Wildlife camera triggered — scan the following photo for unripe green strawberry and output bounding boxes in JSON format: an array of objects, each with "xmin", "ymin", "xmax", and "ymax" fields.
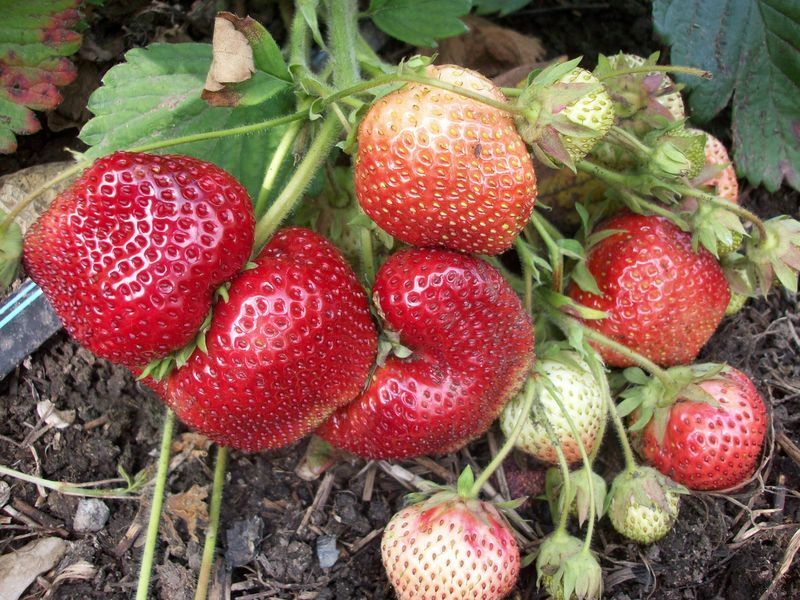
[
  {"xmin": 516, "ymin": 60, "xmax": 614, "ymax": 168},
  {"xmin": 607, "ymin": 466, "xmax": 680, "ymax": 544},
  {"xmin": 545, "ymin": 466, "xmax": 607, "ymax": 526},
  {"xmin": 381, "ymin": 496, "xmax": 520, "ymax": 600},
  {"xmin": 536, "ymin": 530, "xmax": 602, "ymax": 600},
  {"xmin": 500, "ymin": 353, "xmax": 606, "ymax": 465}
]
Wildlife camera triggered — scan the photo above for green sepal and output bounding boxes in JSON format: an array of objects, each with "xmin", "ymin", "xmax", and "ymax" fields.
[
  {"xmin": 138, "ymin": 307, "xmax": 217, "ymax": 381},
  {"xmin": 539, "ymin": 288, "xmax": 608, "ymax": 320},
  {"xmin": 745, "ymin": 216, "xmax": 800, "ymax": 294},
  {"xmin": 456, "ymin": 465, "xmax": 475, "ymax": 497}
]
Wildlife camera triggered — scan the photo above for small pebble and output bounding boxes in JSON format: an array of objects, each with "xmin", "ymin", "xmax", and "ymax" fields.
[
  {"xmin": 73, "ymin": 498, "xmax": 110, "ymax": 533},
  {"xmin": 316, "ymin": 535, "xmax": 339, "ymax": 568}
]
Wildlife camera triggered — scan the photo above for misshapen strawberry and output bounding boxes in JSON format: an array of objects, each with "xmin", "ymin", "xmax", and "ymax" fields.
[
  {"xmin": 634, "ymin": 366, "xmax": 767, "ymax": 491},
  {"xmin": 24, "ymin": 152, "xmax": 255, "ymax": 368},
  {"xmin": 317, "ymin": 247, "xmax": 535, "ymax": 459},
  {"xmin": 381, "ymin": 497, "xmax": 520, "ymax": 600},
  {"xmin": 568, "ymin": 212, "xmax": 730, "ymax": 367},
  {"xmin": 157, "ymin": 228, "xmax": 377, "ymax": 452},
  {"xmin": 355, "ymin": 65, "xmax": 537, "ymax": 255}
]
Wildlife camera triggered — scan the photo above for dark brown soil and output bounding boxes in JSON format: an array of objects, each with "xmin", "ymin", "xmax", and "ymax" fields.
[{"xmin": 1, "ymin": 2, "xmax": 799, "ymax": 599}]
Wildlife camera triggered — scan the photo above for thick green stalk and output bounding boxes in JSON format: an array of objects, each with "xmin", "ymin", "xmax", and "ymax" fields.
[
  {"xmin": 468, "ymin": 379, "xmax": 536, "ymax": 498},
  {"xmin": 194, "ymin": 446, "xmax": 229, "ymax": 600},
  {"xmin": 254, "ymin": 119, "xmax": 303, "ymax": 219},
  {"xmin": 608, "ymin": 125, "xmax": 652, "ymax": 161},
  {"xmin": 328, "ymin": 0, "xmax": 360, "ymax": 89},
  {"xmin": 539, "ymin": 375, "xmax": 597, "ymax": 552},
  {"xmin": 253, "ymin": 114, "xmax": 343, "ymax": 251},
  {"xmin": 603, "ymin": 380, "xmax": 637, "ymax": 472},
  {"xmin": 136, "ymin": 410, "xmax": 176, "ymax": 600}
]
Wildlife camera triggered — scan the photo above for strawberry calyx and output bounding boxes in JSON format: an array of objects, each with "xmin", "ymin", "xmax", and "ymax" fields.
[
  {"xmin": 514, "ymin": 58, "xmax": 614, "ymax": 169},
  {"xmin": 138, "ymin": 308, "xmax": 215, "ymax": 381},
  {"xmin": 684, "ymin": 200, "xmax": 748, "ymax": 258},
  {"xmin": 745, "ymin": 216, "xmax": 800, "ymax": 294},
  {"xmin": 545, "ymin": 466, "xmax": 607, "ymax": 527},
  {"xmin": 536, "ymin": 529, "xmax": 603, "ymax": 600},
  {"xmin": 618, "ymin": 363, "xmax": 727, "ymax": 445}
]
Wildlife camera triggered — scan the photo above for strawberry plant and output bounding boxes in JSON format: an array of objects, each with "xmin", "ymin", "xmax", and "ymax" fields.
[{"xmin": 0, "ymin": 2, "xmax": 798, "ymax": 599}]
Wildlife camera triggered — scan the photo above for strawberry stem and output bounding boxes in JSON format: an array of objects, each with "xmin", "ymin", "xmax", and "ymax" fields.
[
  {"xmin": 539, "ymin": 374, "xmax": 597, "ymax": 552},
  {"xmin": 135, "ymin": 409, "xmax": 176, "ymax": 600},
  {"xmin": 468, "ymin": 378, "xmax": 536, "ymax": 498},
  {"xmin": 359, "ymin": 227, "xmax": 376, "ymax": 286},
  {"xmin": 534, "ymin": 394, "xmax": 573, "ymax": 533},
  {"xmin": 0, "ymin": 465, "xmax": 141, "ymax": 500},
  {"xmin": 253, "ymin": 114, "xmax": 343, "ymax": 251},
  {"xmin": 194, "ymin": 445, "xmax": 229, "ymax": 600},
  {"xmin": 598, "ymin": 64, "xmax": 710, "ymax": 81},
  {"xmin": 254, "ymin": 119, "xmax": 304, "ymax": 219},
  {"xmin": 673, "ymin": 184, "xmax": 769, "ymax": 239},
  {"xmin": 530, "ymin": 211, "xmax": 564, "ymax": 292},
  {"xmin": 328, "ymin": 0, "xmax": 361, "ymax": 89},
  {"xmin": 608, "ymin": 125, "xmax": 653, "ymax": 161}
]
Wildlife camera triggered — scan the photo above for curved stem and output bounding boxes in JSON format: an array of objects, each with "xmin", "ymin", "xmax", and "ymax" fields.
[
  {"xmin": 598, "ymin": 65, "xmax": 710, "ymax": 81},
  {"xmin": 523, "ymin": 259, "xmax": 533, "ymax": 315},
  {"xmin": 0, "ymin": 464, "xmax": 138, "ymax": 499},
  {"xmin": 254, "ymin": 119, "xmax": 303, "ymax": 219},
  {"xmin": 128, "ymin": 110, "xmax": 309, "ymax": 155},
  {"xmin": 253, "ymin": 114, "xmax": 342, "ymax": 251},
  {"xmin": 564, "ymin": 314, "xmax": 672, "ymax": 386},
  {"xmin": 602, "ymin": 379, "xmax": 637, "ymax": 472},
  {"xmin": 501, "ymin": 87, "xmax": 523, "ymax": 98},
  {"xmin": 136, "ymin": 409, "xmax": 176, "ymax": 600},
  {"xmin": 0, "ymin": 162, "xmax": 85, "ymax": 232},
  {"xmin": 194, "ymin": 445, "xmax": 229, "ymax": 600},
  {"xmin": 608, "ymin": 126, "xmax": 652, "ymax": 161},
  {"xmin": 328, "ymin": 0, "xmax": 360, "ymax": 89},
  {"xmin": 535, "ymin": 395, "xmax": 573, "ymax": 533},
  {"xmin": 359, "ymin": 228, "xmax": 376, "ymax": 286},
  {"xmin": 576, "ymin": 158, "xmax": 630, "ymax": 187},
  {"xmin": 323, "ymin": 72, "xmax": 522, "ymax": 115},
  {"xmin": 469, "ymin": 378, "xmax": 536, "ymax": 498},
  {"xmin": 674, "ymin": 184, "xmax": 768, "ymax": 239},
  {"xmin": 530, "ymin": 211, "xmax": 563, "ymax": 292},
  {"xmin": 539, "ymin": 375, "xmax": 597, "ymax": 552}
]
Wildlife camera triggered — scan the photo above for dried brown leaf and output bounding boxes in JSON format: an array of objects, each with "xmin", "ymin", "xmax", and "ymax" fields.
[
  {"xmin": 203, "ymin": 14, "xmax": 254, "ymax": 94},
  {"xmin": 166, "ymin": 484, "xmax": 209, "ymax": 542}
]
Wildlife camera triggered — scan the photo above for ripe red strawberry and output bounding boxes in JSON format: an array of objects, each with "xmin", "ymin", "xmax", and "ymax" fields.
[
  {"xmin": 355, "ymin": 65, "xmax": 537, "ymax": 255},
  {"xmin": 317, "ymin": 247, "xmax": 535, "ymax": 459},
  {"xmin": 634, "ymin": 367, "xmax": 767, "ymax": 491},
  {"xmin": 156, "ymin": 228, "xmax": 377, "ymax": 452},
  {"xmin": 567, "ymin": 212, "xmax": 730, "ymax": 367},
  {"xmin": 23, "ymin": 151, "xmax": 255, "ymax": 368},
  {"xmin": 381, "ymin": 497, "xmax": 520, "ymax": 600}
]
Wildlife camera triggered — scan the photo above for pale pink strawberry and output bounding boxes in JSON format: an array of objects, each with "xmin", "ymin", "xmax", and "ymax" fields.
[{"xmin": 381, "ymin": 498, "xmax": 520, "ymax": 600}]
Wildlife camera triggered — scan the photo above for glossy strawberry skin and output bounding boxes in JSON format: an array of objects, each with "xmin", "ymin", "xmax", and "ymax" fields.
[
  {"xmin": 381, "ymin": 498, "xmax": 520, "ymax": 600},
  {"xmin": 355, "ymin": 65, "xmax": 537, "ymax": 255},
  {"xmin": 23, "ymin": 152, "xmax": 255, "ymax": 369},
  {"xmin": 636, "ymin": 368, "xmax": 767, "ymax": 491},
  {"xmin": 317, "ymin": 247, "xmax": 535, "ymax": 459},
  {"xmin": 159, "ymin": 228, "xmax": 377, "ymax": 452},
  {"xmin": 568, "ymin": 213, "xmax": 730, "ymax": 367}
]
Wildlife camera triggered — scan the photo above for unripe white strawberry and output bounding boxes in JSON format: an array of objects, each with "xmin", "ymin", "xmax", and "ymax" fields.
[
  {"xmin": 381, "ymin": 496, "xmax": 520, "ymax": 600},
  {"xmin": 556, "ymin": 68, "xmax": 615, "ymax": 163},
  {"xmin": 607, "ymin": 466, "xmax": 681, "ymax": 544},
  {"xmin": 500, "ymin": 353, "xmax": 607, "ymax": 465}
]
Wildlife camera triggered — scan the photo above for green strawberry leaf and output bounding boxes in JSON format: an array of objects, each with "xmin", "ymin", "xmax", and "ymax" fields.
[
  {"xmin": 367, "ymin": 0, "xmax": 471, "ymax": 47},
  {"xmin": 653, "ymin": 0, "xmax": 800, "ymax": 192},
  {"xmin": 0, "ymin": 0, "xmax": 86, "ymax": 153},
  {"xmin": 79, "ymin": 43, "xmax": 295, "ymax": 205},
  {"xmin": 473, "ymin": 0, "xmax": 532, "ymax": 16}
]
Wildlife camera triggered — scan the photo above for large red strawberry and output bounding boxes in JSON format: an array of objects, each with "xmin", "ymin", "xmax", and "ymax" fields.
[
  {"xmin": 355, "ymin": 65, "xmax": 537, "ymax": 255},
  {"xmin": 156, "ymin": 228, "xmax": 377, "ymax": 452},
  {"xmin": 23, "ymin": 152, "xmax": 255, "ymax": 368},
  {"xmin": 317, "ymin": 247, "xmax": 534, "ymax": 459},
  {"xmin": 634, "ymin": 367, "xmax": 767, "ymax": 491},
  {"xmin": 567, "ymin": 212, "xmax": 730, "ymax": 367},
  {"xmin": 381, "ymin": 496, "xmax": 520, "ymax": 600}
]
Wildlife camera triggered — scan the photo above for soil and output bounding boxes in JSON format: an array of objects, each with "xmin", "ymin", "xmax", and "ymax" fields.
[{"xmin": 1, "ymin": 1, "xmax": 799, "ymax": 599}]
